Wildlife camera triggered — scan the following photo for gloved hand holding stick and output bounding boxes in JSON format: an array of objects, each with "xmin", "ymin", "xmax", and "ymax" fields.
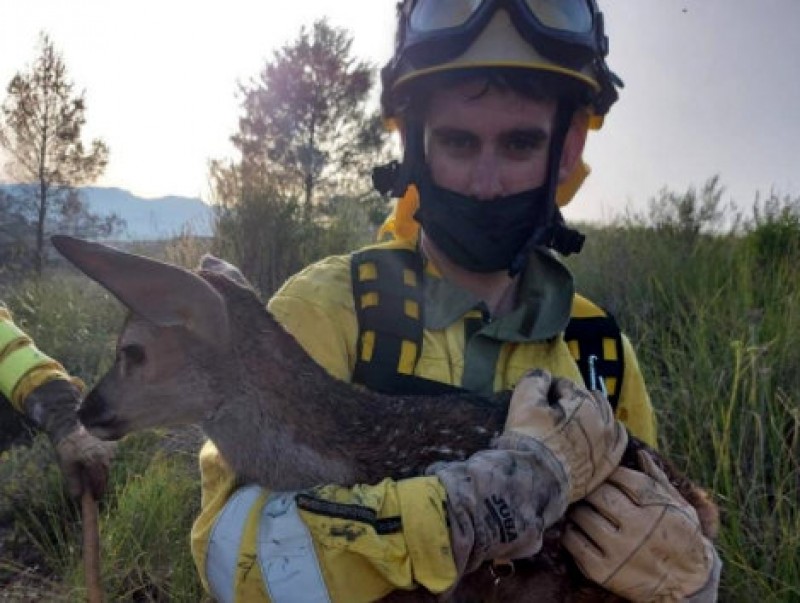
[{"xmin": 23, "ymin": 379, "xmax": 112, "ymax": 602}]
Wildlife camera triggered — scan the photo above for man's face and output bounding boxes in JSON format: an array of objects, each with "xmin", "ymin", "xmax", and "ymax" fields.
[{"xmin": 424, "ymin": 80, "xmax": 559, "ymax": 200}]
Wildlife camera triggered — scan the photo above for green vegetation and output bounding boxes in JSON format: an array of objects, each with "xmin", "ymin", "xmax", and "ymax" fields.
[
  {"xmin": 1, "ymin": 181, "xmax": 798, "ymax": 600},
  {"xmin": 0, "ymin": 431, "xmax": 205, "ymax": 601},
  {"xmin": 86, "ymin": 440, "xmax": 204, "ymax": 602},
  {"xmin": 210, "ymin": 18, "xmax": 391, "ymax": 296},
  {"xmin": 567, "ymin": 181, "xmax": 800, "ymax": 601}
]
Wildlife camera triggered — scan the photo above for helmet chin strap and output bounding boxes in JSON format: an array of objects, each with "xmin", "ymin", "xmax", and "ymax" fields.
[{"xmin": 508, "ymin": 99, "xmax": 585, "ymax": 276}]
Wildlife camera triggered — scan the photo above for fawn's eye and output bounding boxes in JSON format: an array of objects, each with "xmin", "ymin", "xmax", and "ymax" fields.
[{"xmin": 120, "ymin": 344, "xmax": 146, "ymax": 366}]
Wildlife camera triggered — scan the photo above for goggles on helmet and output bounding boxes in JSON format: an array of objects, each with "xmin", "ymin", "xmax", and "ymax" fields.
[{"xmin": 399, "ymin": 0, "xmax": 608, "ymax": 74}]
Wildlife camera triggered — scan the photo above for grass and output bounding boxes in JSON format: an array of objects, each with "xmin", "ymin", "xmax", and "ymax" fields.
[
  {"xmin": 0, "ymin": 271, "xmax": 122, "ymax": 385},
  {"xmin": 0, "ymin": 430, "xmax": 205, "ymax": 601},
  {"xmin": 82, "ymin": 447, "xmax": 204, "ymax": 601},
  {"xmin": 1, "ymin": 186, "xmax": 798, "ymax": 600},
  {"xmin": 0, "ymin": 435, "xmax": 77, "ymax": 600},
  {"xmin": 567, "ymin": 194, "xmax": 800, "ymax": 601}
]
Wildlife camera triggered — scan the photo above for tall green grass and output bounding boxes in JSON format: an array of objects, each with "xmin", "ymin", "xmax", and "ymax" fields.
[
  {"xmin": 1, "ymin": 431, "xmax": 205, "ymax": 600},
  {"xmin": 76, "ymin": 445, "xmax": 204, "ymax": 601},
  {"xmin": 0, "ymin": 272, "xmax": 123, "ymax": 384},
  {"xmin": 568, "ymin": 194, "xmax": 800, "ymax": 601}
]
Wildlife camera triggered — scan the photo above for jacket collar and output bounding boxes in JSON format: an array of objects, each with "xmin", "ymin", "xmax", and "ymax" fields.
[{"xmin": 422, "ymin": 248, "xmax": 574, "ymax": 341}]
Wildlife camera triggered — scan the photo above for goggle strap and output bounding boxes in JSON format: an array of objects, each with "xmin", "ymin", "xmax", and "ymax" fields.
[
  {"xmin": 544, "ymin": 101, "xmax": 586, "ymax": 256},
  {"xmin": 543, "ymin": 101, "xmax": 575, "ymax": 232}
]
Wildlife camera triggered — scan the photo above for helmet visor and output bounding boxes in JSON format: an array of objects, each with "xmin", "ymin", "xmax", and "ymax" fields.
[
  {"xmin": 526, "ymin": 0, "xmax": 592, "ymax": 33},
  {"xmin": 408, "ymin": 0, "xmax": 593, "ymax": 35},
  {"xmin": 409, "ymin": 0, "xmax": 483, "ymax": 32},
  {"xmin": 404, "ymin": 0, "xmax": 599, "ymax": 70}
]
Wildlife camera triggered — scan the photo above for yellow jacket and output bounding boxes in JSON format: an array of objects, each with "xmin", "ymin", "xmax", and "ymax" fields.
[
  {"xmin": 0, "ymin": 305, "xmax": 74, "ymax": 412},
  {"xmin": 191, "ymin": 241, "xmax": 656, "ymax": 603}
]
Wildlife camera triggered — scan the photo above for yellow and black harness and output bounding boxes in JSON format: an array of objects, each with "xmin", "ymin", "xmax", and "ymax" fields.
[{"xmin": 350, "ymin": 247, "xmax": 625, "ymax": 409}]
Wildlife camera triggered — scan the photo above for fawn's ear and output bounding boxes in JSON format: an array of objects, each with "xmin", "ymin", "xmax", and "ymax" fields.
[{"xmin": 52, "ymin": 235, "xmax": 230, "ymax": 347}]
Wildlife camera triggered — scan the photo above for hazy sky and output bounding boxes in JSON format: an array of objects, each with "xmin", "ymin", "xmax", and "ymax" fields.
[{"xmin": 1, "ymin": 0, "xmax": 798, "ymax": 223}]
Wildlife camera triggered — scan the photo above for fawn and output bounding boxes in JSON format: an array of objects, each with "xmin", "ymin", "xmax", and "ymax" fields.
[{"xmin": 52, "ymin": 235, "xmax": 718, "ymax": 602}]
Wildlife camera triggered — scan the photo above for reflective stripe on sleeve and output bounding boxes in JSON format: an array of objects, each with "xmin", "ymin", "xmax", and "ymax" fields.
[
  {"xmin": 259, "ymin": 492, "xmax": 331, "ymax": 603},
  {"xmin": 0, "ymin": 317, "xmax": 28, "ymax": 353},
  {"xmin": 207, "ymin": 487, "xmax": 331, "ymax": 603},
  {"xmin": 0, "ymin": 344, "xmax": 53, "ymax": 401},
  {"xmin": 206, "ymin": 485, "xmax": 265, "ymax": 603}
]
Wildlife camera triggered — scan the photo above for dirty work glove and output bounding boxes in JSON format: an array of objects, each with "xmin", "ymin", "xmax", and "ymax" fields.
[
  {"xmin": 428, "ymin": 446, "xmax": 569, "ymax": 577},
  {"xmin": 428, "ymin": 370, "xmax": 626, "ymax": 577},
  {"xmin": 24, "ymin": 379, "xmax": 115, "ymax": 499},
  {"xmin": 497, "ymin": 369, "xmax": 628, "ymax": 503},
  {"xmin": 563, "ymin": 450, "xmax": 720, "ymax": 602}
]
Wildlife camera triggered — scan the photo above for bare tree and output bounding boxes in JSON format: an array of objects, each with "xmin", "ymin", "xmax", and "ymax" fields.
[{"xmin": 0, "ymin": 32, "xmax": 110, "ymax": 274}]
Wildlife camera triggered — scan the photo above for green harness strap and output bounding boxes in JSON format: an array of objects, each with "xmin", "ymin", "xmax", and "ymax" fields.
[{"xmin": 350, "ymin": 248, "xmax": 624, "ymax": 408}]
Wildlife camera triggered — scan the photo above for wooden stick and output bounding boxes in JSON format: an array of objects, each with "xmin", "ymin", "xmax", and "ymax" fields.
[{"xmin": 81, "ymin": 488, "xmax": 103, "ymax": 603}]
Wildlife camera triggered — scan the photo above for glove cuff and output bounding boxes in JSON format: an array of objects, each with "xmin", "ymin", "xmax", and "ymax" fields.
[
  {"xmin": 493, "ymin": 432, "xmax": 573, "ymax": 513},
  {"xmin": 434, "ymin": 445, "xmax": 570, "ymax": 578},
  {"xmin": 683, "ymin": 540, "xmax": 721, "ymax": 602},
  {"xmin": 492, "ymin": 431, "xmax": 573, "ymax": 528}
]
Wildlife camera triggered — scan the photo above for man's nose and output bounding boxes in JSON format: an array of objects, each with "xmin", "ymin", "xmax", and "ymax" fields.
[{"xmin": 468, "ymin": 152, "xmax": 504, "ymax": 200}]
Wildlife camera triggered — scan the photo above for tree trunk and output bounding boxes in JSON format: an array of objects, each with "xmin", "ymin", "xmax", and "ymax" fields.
[
  {"xmin": 303, "ymin": 114, "xmax": 316, "ymax": 221},
  {"xmin": 35, "ymin": 182, "xmax": 47, "ymax": 276}
]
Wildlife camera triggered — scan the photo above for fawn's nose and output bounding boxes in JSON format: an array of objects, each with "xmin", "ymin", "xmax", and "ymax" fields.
[{"xmin": 78, "ymin": 389, "xmax": 123, "ymax": 440}]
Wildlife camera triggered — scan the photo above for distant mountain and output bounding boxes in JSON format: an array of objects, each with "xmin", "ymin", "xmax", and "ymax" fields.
[
  {"xmin": 0, "ymin": 185, "xmax": 214, "ymax": 240},
  {"xmin": 80, "ymin": 187, "xmax": 214, "ymax": 240}
]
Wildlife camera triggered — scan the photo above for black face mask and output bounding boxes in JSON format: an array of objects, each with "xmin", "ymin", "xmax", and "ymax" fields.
[{"xmin": 414, "ymin": 171, "xmax": 549, "ymax": 274}]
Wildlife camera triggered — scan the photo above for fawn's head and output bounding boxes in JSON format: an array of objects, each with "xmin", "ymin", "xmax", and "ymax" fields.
[{"xmin": 52, "ymin": 235, "xmax": 234, "ymax": 439}]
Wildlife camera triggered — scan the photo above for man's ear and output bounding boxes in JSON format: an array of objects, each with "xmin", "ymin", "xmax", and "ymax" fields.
[{"xmin": 558, "ymin": 110, "xmax": 590, "ymax": 182}]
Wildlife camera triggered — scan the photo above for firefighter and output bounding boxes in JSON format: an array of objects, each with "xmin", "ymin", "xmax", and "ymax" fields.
[{"xmin": 192, "ymin": 1, "xmax": 720, "ymax": 601}]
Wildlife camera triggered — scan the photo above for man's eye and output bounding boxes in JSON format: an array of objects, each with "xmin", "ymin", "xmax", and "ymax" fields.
[{"xmin": 505, "ymin": 135, "xmax": 542, "ymax": 153}]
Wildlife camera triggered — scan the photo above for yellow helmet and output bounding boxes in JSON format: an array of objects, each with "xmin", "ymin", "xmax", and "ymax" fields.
[
  {"xmin": 380, "ymin": 0, "xmax": 622, "ymax": 121},
  {"xmin": 376, "ymin": 0, "xmax": 621, "ymax": 256}
]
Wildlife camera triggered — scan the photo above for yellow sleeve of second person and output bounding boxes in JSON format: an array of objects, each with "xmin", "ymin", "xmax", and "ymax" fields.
[{"xmin": 0, "ymin": 306, "xmax": 74, "ymax": 412}]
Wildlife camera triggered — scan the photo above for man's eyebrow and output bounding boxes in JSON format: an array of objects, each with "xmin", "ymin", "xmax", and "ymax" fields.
[
  {"xmin": 430, "ymin": 126, "xmax": 476, "ymax": 137},
  {"xmin": 429, "ymin": 126, "xmax": 549, "ymax": 143}
]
